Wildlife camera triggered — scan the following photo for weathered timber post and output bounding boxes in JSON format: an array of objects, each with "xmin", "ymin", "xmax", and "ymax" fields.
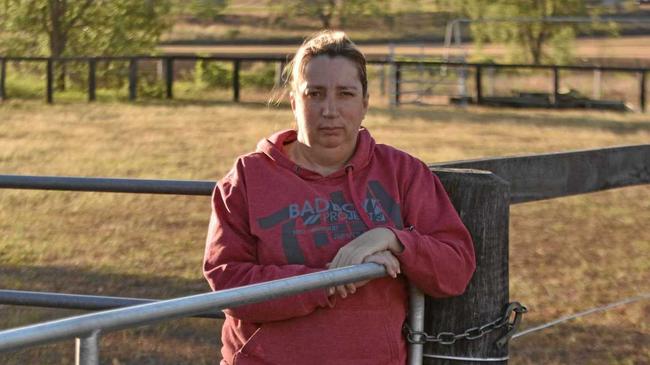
[
  {"xmin": 232, "ymin": 59, "xmax": 240, "ymax": 102},
  {"xmin": 275, "ymin": 60, "xmax": 286, "ymax": 88},
  {"xmin": 552, "ymin": 67, "xmax": 560, "ymax": 106},
  {"xmin": 424, "ymin": 168, "xmax": 511, "ymax": 364},
  {"xmin": 592, "ymin": 68, "xmax": 601, "ymax": 100},
  {"xmin": 639, "ymin": 70, "xmax": 646, "ymax": 113},
  {"xmin": 475, "ymin": 65, "xmax": 483, "ymax": 105},
  {"xmin": 0, "ymin": 58, "xmax": 6, "ymax": 101},
  {"xmin": 46, "ymin": 59, "xmax": 54, "ymax": 104},
  {"xmin": 379, "ymin": 64, "xmax": 386, "ymax": 96},
  {"xmin": 165, "ymin": 57, "xmax": 174, "ymax": 99},
  {"xmin": 394, "ymin": 63, "xmax": 401, "ymax": 106},
  {"xmin": 88, "ymin": 59, "xmax": 96, "ymax": 102},
  {"xmin": 128, "ymin": 58, "xmax": 138, "ymax": 101}
]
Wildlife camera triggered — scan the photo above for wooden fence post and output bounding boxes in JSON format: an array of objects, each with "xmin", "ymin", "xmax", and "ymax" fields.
[
  {"xmin": 233, "ymin": 59, "xmax": 240, "ymax": 102},
  {"xmin": 552, "ymin": 67, "xmax": 559, "ymax": 106},
  {"xmin": 275, "ymin": 60, "xmax": 286, "ymax": 88},
  {"xmin": 165, "ymin": 57, "xmax": 174, "ymax": 99},
  {"xmin": 46, "ymin": 59, "xmax": 54, "ymax": 104},
  {"xmin": 128, "ymin": 58, "xmax": 138, "ymax": 101},
  {"xmin": 88, "ymin": 59, "xmax": 96, "ymax": 102},
  {"xmin": 424, "ymin": 168, "xmax": 511, "ymax": 364},
  {"xmin": 395, "ymin": 63, "xmax": 401, "ymax": 106},
  {"xmin": 639, "ymin": 70, "xmax": 646, "ymax": 113},
  {"xmin": 475, "ymin": 65, "xmax": 483, "ymax": 105},
  {"xmin": 0, "ymin": 58, "xmax": 6, "ymax": 101}
]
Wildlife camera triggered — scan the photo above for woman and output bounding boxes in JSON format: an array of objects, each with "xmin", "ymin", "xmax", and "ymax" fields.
[{"xmin": 203, "ymin": 30, "xmax": 476, "ymax": 365}]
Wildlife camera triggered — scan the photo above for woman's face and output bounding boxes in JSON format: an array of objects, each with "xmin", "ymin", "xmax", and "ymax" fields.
[{"xmin": 291, "ymin": 55, "xmax": 368, "ymax": 154}]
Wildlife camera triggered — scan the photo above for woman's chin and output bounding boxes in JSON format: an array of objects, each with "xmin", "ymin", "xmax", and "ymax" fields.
[{"xmin": 317, "ymin": 136, "xmax": 347, "ymax": 149}]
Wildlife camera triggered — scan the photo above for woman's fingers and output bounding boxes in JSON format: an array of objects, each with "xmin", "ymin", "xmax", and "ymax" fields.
[
  {"xmin": 363, "ymin": 251, "xmax": 401, "ymax": 278},
  {"xmin": 336, "ymin": 284, "xmax": 349, "ymax": 298},
  {"xmin": 327, "ymin": 234, "xmax": 403, "ymax": 299},
  {"xmin": 330, "ymin": 228, "xmax": 398, "ymax": 270}
]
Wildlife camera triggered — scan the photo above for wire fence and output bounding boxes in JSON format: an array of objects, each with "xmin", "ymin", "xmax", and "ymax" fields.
[{"xmin": 0, "ymin": 55, "xmax": 647, "ymax": 111}]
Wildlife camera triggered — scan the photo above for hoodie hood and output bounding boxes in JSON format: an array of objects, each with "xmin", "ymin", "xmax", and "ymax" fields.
[{"xmin": 256, "ymin": 128, "xmax": 376, "ymax": 180}]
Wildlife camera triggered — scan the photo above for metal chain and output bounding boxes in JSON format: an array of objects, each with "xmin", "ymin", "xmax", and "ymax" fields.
[{"xmin": 404, "ymin": 302, "xmax": 527, "ymax": 347}]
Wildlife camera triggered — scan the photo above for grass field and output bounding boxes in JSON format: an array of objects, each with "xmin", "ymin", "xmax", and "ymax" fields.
[{"xmin": 0, "ymin": 100, "xmax": 649, "ymax": 364}]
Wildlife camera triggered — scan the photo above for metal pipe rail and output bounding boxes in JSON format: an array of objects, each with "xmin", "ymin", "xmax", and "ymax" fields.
[
  {"xmin": 0, "ymin": 290, "xmax": 224, "ymax": 319},
  {"xmin": 2, "ymin": 144, "xmax": 647, "ymax": 203},
  {"xmin": 0, "ymin": 263, "xmax": 388, "ymax": 353},
  {"xmin": 0, "ymin": 174, "xmax": 215, "ymax": 195}
]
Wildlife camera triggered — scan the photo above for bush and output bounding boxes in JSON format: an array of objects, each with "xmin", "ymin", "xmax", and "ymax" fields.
[
  {"xmin": 241, "ymin": 63, "xmax": 276, "ymax": 89},
  {"xmin": 195, "ymin": 60, "xmax": 232, "ymax": 88},
  {"xmin": 138, "ymin": 79, "xmax": 166, "ymax": 98}
]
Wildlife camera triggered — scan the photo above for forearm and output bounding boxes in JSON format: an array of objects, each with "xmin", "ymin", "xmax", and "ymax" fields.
[
  {"xmin": 204, "ymin": 262, "xmax": 333, "ymax": 323},
  {"xmin": 390, "ymin": 227, "xmax": 475, "ymax": 297}
]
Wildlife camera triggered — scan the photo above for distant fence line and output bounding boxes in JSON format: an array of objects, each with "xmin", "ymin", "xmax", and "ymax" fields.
[{"xmin": 0, "ymin": 55, "xmax": 647, "ymax": 111}]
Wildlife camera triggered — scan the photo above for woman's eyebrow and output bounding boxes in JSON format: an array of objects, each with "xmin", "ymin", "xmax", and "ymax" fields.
[{"xmin": 301, "ymin": 84, "xmax": 359, "ymax": 91}]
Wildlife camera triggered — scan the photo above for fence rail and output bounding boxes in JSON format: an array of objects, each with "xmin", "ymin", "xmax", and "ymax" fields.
[
  {"xmin": 0, "ymin": 290, "xmax": 224, "ymax": 319},
  {"xmin": 1, "ymin": 145, "xmax": 647, "ymax": 202},
  {"xmin": 0, "ymin": 55, "xmax": 647, "ymax": 111}
]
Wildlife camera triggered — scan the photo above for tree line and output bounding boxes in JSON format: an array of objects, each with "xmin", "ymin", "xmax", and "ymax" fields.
[{"xmin": 0, "ymin": 0, "xmax": 620, "ymax": 76}]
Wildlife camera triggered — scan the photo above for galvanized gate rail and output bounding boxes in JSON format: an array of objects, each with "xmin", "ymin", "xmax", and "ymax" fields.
[{"xmin": 0, "ymin": 264, "xmax": 401, "ymax": 364}]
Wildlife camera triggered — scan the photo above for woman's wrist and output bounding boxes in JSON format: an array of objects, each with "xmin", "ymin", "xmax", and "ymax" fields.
[{"xmin": 380, "ymin": 227, "xmax": 404, "ymax": 254}]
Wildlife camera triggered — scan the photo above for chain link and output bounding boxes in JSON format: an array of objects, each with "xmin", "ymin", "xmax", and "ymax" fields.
[{"xmin": 404, "ymin": 302, "xmax": 527, "ymax": 347}]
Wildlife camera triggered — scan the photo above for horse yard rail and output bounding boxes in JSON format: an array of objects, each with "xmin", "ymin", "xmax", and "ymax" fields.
[
  {"xmin": 0, "ymin": 144, "xmax": 648, "ymax": 364},
  {"xmin": 0, "ymin": 55, "xmax": 647, "ymax": 111}
]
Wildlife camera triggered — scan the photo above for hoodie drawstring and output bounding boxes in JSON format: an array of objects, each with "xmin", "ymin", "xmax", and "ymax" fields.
[{"xmin": 345, "ymin": 166, "xmax": 375, "ymax": 230}]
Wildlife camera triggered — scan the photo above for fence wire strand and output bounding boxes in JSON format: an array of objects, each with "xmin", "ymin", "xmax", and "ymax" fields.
[{"xmin": 513, "ymin": 292, "xmax": 650, "ymax": 339}]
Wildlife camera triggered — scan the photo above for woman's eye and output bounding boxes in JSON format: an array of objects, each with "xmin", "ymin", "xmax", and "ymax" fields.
[{"xmin": 307, "ymin": 91, "xmax": 320, "ymax": 97}]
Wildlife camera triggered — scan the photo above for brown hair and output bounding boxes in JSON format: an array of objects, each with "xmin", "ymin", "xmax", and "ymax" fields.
[{"xmin": 270, "ymin": 30, "xmax": 368, "ymax": 104}]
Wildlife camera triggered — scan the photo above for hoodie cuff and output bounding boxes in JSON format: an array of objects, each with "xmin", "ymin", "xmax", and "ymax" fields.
[{"xmin": 386, "ymin": 227, "xmax": 417, "ymax": 266}]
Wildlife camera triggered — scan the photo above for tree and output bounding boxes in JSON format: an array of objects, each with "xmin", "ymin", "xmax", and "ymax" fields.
[
  {"xmin": 0, "ymin": 0, "xmax": 172, "ymax": 89},
  {"xmin": 171, "ymin": 0, "xmax": 228, "ymax": 22},
  {"xmin": 270, "ymin": 0, "xmax": 392, "ymax": 29},
  {"xmin": 1, "ymin": 0, "xmax": 171, "ymax": 57},
  {"xmin": 437, "ymin": 0, "xmax": 596, "ymax": 64}
]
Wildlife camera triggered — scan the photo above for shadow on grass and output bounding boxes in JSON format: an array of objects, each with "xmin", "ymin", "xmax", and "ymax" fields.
[
  {"xmin": 0, "ymin": 264, "xmax": 210, "ymax": 300},
  {"xmin": 0, "ymin": 265, "xmax": 221, "ymax": 365},
  {"xmin": 369, "ymin": 105, "xmax": 650, "ymax": 134},
  {"xmin": 510, "ymin": 320, "xmax": 649, "ymax": 364}
]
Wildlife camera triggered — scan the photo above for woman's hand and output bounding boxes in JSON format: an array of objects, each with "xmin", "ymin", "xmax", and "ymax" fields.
[{"xmin": 327, "ymin": 228, "xmax": 404, "ymax": 298}]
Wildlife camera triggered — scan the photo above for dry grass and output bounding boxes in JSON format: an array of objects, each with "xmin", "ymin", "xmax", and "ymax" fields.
[{"xmin": 0, "ymin": 100, "xmax": 649, "ymax": 364}]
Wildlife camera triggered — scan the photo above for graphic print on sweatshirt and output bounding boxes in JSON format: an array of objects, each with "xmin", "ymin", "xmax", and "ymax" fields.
[{"xmin": 257, "ymin": 180, "xmax": 404, "ymax": 264}]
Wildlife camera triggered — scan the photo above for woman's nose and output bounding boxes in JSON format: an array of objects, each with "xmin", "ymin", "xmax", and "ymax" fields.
[{"xmin": 322, "ymin": 96, "xmax": 339, "ymax": 118}]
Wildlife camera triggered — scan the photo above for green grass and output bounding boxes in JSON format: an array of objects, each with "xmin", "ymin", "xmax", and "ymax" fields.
[{"xmin": 0, "ymin": 100, "xmax": 649, "ymax": 364}]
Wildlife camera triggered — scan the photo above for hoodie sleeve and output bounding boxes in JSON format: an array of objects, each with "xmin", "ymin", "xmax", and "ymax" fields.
[
  {"xmin": 203, "ymin": 160, "xmax": 333, "ymax": 323},
  {"xmin": 389, "ymin": 159, "xmax": 476, "ymax": 298}
]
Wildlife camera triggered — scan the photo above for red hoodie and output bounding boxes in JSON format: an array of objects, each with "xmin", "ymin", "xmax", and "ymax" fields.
[{"xmin": 204, "ymin": 128, "xmax": 475, "ymax": 365}]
